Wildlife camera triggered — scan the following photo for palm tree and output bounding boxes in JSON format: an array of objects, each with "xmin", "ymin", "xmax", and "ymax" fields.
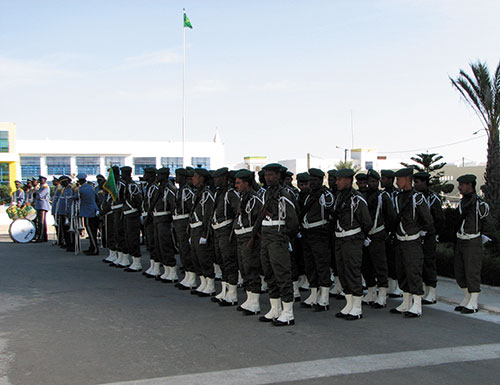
[{"xmin": 450, "ymin": 61, "xmax": 500, "ymax": 221}]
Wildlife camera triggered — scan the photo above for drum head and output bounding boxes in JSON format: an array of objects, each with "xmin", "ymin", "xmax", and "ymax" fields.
[{"xmin": 9, "ymin": 219, "xmax": 36, "ymax": 243}]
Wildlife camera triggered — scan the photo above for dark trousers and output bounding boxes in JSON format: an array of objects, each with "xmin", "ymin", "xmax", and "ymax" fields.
[
  {"xmin": 237, "ymin": 234, "xmax": 261, "ymax": 293},
  {"xmin": 362, "ymin": 236, "xmax": 388, "ymax": 288},
  {"xmin": 173, "ymin": 219, "xmax": 193, "ymax": 272},
  {"xmin": 35, "ymin": 209, "xmax": 48, "ymax": 242},
  {"xmin": 83, "ymin": 216, "xmax": 99, "ymax": 252},
  {"xmin": 113, "ymin": 211, "xmax": 126, "ymax": 253},
  {"xmin": 190, "ymin": 226, "xmax": 215, "ymax": 278},
  {"xmin": 55, "ymin": 215, "xmax": 65, "ymax": 246},
  {"xmin": 329, "ymin": 232, "xmax": 337, "ymax": 275},
  {"xmin": 395, "ymin": 239, "xmax": 424, "ymax": 295},
  {"xmin": 123, "ymin": 213, "xmax": 141, "ymax": 257},
  {"xmin": 335, "ymin": 234, "xmax": 363, "ymax": 297},
  {"xmin": 302, "ymin": 229, "xmax": 332, "ymax": 288},
  {"xmin": 213, "ymin": 225, "xmax": 238, "ymax": 284},
  {"xmin": 144, "ymin": 220, "xmax": 158, "ymax": 262},
  {"xmin": 260, "ymin": 229, "xmax": 293, "ymax": 303},
  {"xmin": 104, "ymin": 213, "xmax": 116, "ymax": 250},
  {"xmin": 62, "ymin": 216, "xmax": 74, "ymax": 250},
  {"xmin": 422, "ymin": 235, "xmax": 437, "ymax": 287},
  {"xmin": 154, "ymin": 219, "xmax": 175, "ymax": 266},
  {"xmin": 454, "ymin": 238, "xmax": 482, "ymax": 293},
  {"xmin": 386, "ymin": 237, "xmax": 397, "ymax": 280}
]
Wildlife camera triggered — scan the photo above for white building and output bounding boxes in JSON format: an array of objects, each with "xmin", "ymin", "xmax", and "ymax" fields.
[{"xmin": 14, "ymin": 132, "xmax": 224, "ymax": 181}]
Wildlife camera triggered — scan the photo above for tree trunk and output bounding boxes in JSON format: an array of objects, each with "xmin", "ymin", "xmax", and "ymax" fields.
[{"xmin": 485, "ymin": 124, "xmax": 500, "ymax": 223}]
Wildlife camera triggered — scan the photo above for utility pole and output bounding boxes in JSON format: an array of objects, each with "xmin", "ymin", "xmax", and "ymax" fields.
[{"xmin": 307, "ymin": 153, "xmax": 311, "ymax": 169}]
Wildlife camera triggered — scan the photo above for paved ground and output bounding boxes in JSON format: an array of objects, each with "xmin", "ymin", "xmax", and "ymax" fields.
[{"xmin": 1, "ymin": 233, "xmax": 500, "ymax": 385}]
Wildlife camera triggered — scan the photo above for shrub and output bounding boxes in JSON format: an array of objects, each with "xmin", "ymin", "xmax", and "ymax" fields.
[{"xmin": 0, "ymin": 184, "xmax": 11, "ymax": 204}]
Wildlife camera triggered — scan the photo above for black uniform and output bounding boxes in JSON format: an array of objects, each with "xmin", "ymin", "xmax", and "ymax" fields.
[{"xmin": 153, "ymin": 181, "xmax": 176, "ymax": 268}]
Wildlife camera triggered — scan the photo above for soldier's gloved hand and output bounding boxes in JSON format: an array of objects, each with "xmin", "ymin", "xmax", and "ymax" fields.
[
  {"xmin": 363, "ymin": 237, "xmax": 371, "ymax": 247},
  {"xmin": 296, "ymin": 232, "xmax": 302, "ymax": 239},
  {"xmin": 419, "ymin": 230, "xmax": 427, "ymax": 237},
  {"xmin": 188, "ymin": 237, "xmax": 191, "ymax": 245},
  {"xmin": 288, "ymin": 242, "xmax": 293, "ymax": 252},
  {"xmin": 199, "ymin": 237, "xmax": 207, "ymax": 245},
  {"xmin": 96, "ymin": 210, "xmax": 100, "ymax": 216},
  {"xmin": 435, "ymin": 235, "xmax": 439, "ymax": 243},
  {"xmin": 481, "ymin": 235, "xmax": 492, "ymax": 244}
]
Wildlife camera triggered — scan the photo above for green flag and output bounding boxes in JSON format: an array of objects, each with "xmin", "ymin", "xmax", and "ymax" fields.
[
  {"xmin": 103, "ymin": 168, "xmax": 118, "ymax": 202},
  {"xmin": 184, "ymin": 11, "xmax": 193, "ymax": 29}
]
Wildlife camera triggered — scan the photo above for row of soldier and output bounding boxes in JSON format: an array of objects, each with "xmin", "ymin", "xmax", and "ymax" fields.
[{"xmin": 46, "ymin": 163, "xmax": 492, "ymax": 326}]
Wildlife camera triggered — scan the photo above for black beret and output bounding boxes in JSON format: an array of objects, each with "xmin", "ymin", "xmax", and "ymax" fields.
[
  {"xmin": 296, "ymin": 172, "xmax": 310, "ymax": 182},
  {"xmin": 194, "ymin": 168, "xmax": 210, "ymax": 177},
  {"xmin": 336, "ymin": 168, "xmax": 355, "ymax": 178},
  {"xmin": 175, "ymin": 168, "xmax": 190, "ymax": 177},
  {"xmin": 185, "ymin": 166, "xmax": 194, "ymax": 171},
  {"xmin": 367, "ymin": 169, "xmax": 380, "ymax": 180},
  {"xmin": 413, "ymin": 171, "xmax": 431, "ymax": 181},
  {"xmin": 229, "ymin": 170, "xmax": 237, "ymax": 179},
  {"xmin": 39, "ymin": 175, "xmax": 47, "ymax": 180},
  {"xmin": 381, "ymin": 169, "xmax": 395, "ymax": 178},
  {"xmin": 143, "ymin": 167, "xmax": 157, "ymax": 174},
  {"xmin": 395, "ymin": 167, "xmax": 414, "ymax": 177},
  {"xmin": 285, "ymin": 171, "xmax": 294, "ymax": 177},
  {"xmin": 457, "ymin": 174, "xmax": 477, "ymax": 184},
  {"xmin": 157, "ymin": 167, "xmax": 170, "ymax": 175},
  {"xmin": 212, "ymin": 167, "xmax": 229, "ymax": 178},
  {"xmin": 327, "ymin": 169, "xmax": 337, "ymax": 177},
  {"xmin": 355, "ymin": 173, "xmax": 367, "ymax": 181},
  {"xmin": 258, "ymin": 169, "xmax": 265, "ymax": 177},
  {"xmin": 308, "ymin": 168, "xmax": 325, "ymax": 178},
  {"xmin": 262, "ymin": 163, "xmax": 283, "ymax": 172},
  {"xmin": 235, "ymin": 169, "xmax": 253, "ymax": 180},
  {"xmin": 60, "ymin": 175, "xmax": 71, "ymax": 182},
  {"xmin": 96, "ymin": 174, "xmax": 105, "ymax": 180},
  {"xmin": 120, "ymin": 166, "xmax": 132, "ymax": 173}
]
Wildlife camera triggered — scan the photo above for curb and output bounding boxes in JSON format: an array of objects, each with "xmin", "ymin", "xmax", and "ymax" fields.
[{"xmin": 437, "ymin": 295, "xmax": 500, "ymax": 315}]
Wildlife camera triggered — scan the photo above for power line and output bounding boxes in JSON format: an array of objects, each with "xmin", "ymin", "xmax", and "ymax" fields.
[{"xmin": 381, "ymin": 134, "xmax": 487, "ymax": 154}]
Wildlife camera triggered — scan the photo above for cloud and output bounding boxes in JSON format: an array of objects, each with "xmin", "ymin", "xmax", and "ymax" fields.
[{"xmin": 121, "ymin": 50, "xmax": 182, "ymax": 69}]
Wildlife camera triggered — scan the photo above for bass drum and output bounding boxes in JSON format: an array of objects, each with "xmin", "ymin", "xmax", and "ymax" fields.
[{"xmin": 9, "ymin": 219, "xmax": 36, "ymax": 243}]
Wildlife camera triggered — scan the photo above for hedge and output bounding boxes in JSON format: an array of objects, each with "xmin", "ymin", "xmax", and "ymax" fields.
[{"xmin": 436, "ymin": 242, "xmax": 500, "ymax": 287}]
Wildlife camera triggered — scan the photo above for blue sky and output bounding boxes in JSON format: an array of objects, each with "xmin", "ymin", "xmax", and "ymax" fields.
[{"xmin": 1, "ymin": 0, "xmax": 499, "ymax": 165}]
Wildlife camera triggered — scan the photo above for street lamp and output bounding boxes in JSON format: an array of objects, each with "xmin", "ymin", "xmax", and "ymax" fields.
[{"xmin": 336, "ymin": 146, "xmax": 348, "ymax": 162}]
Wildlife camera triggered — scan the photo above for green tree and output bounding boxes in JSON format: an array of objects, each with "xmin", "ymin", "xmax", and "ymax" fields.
[
  {"xmin": 450, "ymin": 61, "xmax": 500, "ymax": 221},
  {"xmin": 335, "ymin": 160, "xmax": 360, "ymax": 172},
  {"xmin": 0, "ymin": 184, "xmax": 12, "ymax": 204},
  {"xmin": 401, "ymin": 153, "xmax": 453, "ymax": 194}
]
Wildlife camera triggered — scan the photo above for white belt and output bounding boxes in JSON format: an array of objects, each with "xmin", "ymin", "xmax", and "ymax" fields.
[
  {"xmin": 302, "ymin": 219, "xmax": 328, "ymax": 229},
  {"xmin": 335, "ymin": 228, "xmax": 362, "ymax": 238},
  {"xmin": 396, "ymin": 233, "xmax": 421, "ymax": 241},
  {"xmin": 212, "ymin": 219, "xmax": 233, "ymax": 230},
  {"xmin": 190, "ymin": 221, "xmax": 203, "ymax": 229},
  {"xmin": 369, "ymin": 225, "xmax": 385, "ymax": 235},
  {"xmin": 111, "ymin": 204, "xmax": 123, "ymax": 209},
  {"xmin": 142, "ymin": 212, "xmax": 148, "ymax": 217},
  {"xmin": 153, "ymin": 211, "xmax": 171, "ymax": 217},
  {"xmin": 234, "ymin": 226, "xmax": 253, "ymax": 235},
  {"xmin": 262, "ymin": 220, "xmax": 286, "ymax": 227},
  {"xmin": 173, "ymin": 214, "xmax": 189, "ymax": 220},
  {"xmin": 123, "ymin": 208, "xmax": 138, "ymax": 215},
  {"xmin": 456, "ymin": 232, "xmax": 481, "ymax": 240}
]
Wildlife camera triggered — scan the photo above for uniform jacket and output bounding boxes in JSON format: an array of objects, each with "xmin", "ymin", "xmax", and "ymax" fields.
[
  {"xmin": 78, "ymin": 182, "xmax": 98, "ymax": 218},
  {"xmin": 34, "ymin": 184, "xmax": 51, "ymax": 211},
  {"xmin": 59, "ymin": 185, "xmax": 74, "ymax": 216},
  {"xmin": 212, "ymin": 186, "xmax": 240, "ymax": 228},
  {"xmin": 365, "ymin": 188, "xmax": 397, "ymax": 238},
  {"xmin": 333, "ymin": 187, "xmax": 372, "ymax": 237},
  {"xmin": 174, "ymin": 184, "xmax": 194, "ymax": 219},
  {"xmin": 235, "ymin": 189, "xmax": 263, "ymax": 232},
  {"xmin": 189, "ymin": 185, "xmax": 215, "ymax": 235},
  {"xmin": 122, "ymin": 180, "xmax": 143, "ymax": 215},
  {"xmin": 12, "ymin": 189, "xmax": 25, "ymax": 206},
  {"xmin": 394, "ymin": 189, "xmax": 435, "ymax": 240},
  {"xmin": 152, "ymin": 182, "xmax": 175, "ymax": 223},
  {"xmin": 456, "ymin": 193, "xmax": 493, "ymax": 239},
  {"xmin": 51, "ymin": 186, "xmax": 62, "ymax": 215},
  {"xmin": 423, "ymin": 189, "xmax": 445, "ymax": 236},
  {"xmin": 261, "ymin": 185, "xmax": 299, "ymax": 237},
  {"xmin": 301, "ymin": 186, "xmax": 334, "ymax": 230}
]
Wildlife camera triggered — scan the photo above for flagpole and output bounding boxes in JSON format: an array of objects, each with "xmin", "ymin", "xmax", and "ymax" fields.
[{"xmin": 182, "ymin": 9, "xmax": 186, "ymax": 167}]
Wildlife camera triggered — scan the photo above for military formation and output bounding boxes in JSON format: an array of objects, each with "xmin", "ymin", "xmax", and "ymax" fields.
[{"xmin": 19, "ymin": 163, "xmax": 492, "ymax": 326}]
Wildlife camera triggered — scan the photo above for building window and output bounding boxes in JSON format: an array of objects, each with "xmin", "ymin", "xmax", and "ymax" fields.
[
  {"xmin": 0, "ymin": 163, "xmax": 9, "ymax": 184},
  {"xmin": 46, "ymin": 156, "xmax": 71, "ymax": 176},
  {"xmin": 161, "ymin": 157, "xmax": 183, "ymax": 175},
  {"xmin": 105, "ymin": 156, "xmax": 125, "ymax": 167},
  {"xmin": 191, "ymin": 157, "xmax": 210, "ymax": 169},
  {"xmin": 76, "ymin": 156, "xmax": 100, "ymax": 175},
  {"xmin": 134, "ymin": 157, "xmax": 156, "ymax": 175},
  {"xmin": 0, "ymin": 131, "xmax": 8, "ymax": 153},
  {"xmin": 20, "ymin": 157, "xmax": 41, "ymax": 180}
]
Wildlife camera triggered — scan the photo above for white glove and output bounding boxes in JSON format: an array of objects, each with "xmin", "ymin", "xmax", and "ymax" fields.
[
  {"xmin": 435, "ymin": 235, "xmax": 439, "ymax": 243},
  {"xmin": 288, "ymin": 242, "xmax": 293, "ymax": 252},
  {"xmin": 419, "ymin": 231, "xmax": 427, "ymax": 237},
  {"xmin": 199, "ymin": 237, "xmax": 207, "ymax": 245},
  {"xmin": 363, "ymin": 237, "xmax": 371, "ymax": 247},
  {"xmin": 481, "ymin": 235, "xmax": 492, "ymax": 244},
  {"xmin": 188, "ymin": 237, "xmax": 191, "ymax": 245},
  {"xmin": 296, "ymin": 232, "xmax": 302, "ymax": 239}
]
